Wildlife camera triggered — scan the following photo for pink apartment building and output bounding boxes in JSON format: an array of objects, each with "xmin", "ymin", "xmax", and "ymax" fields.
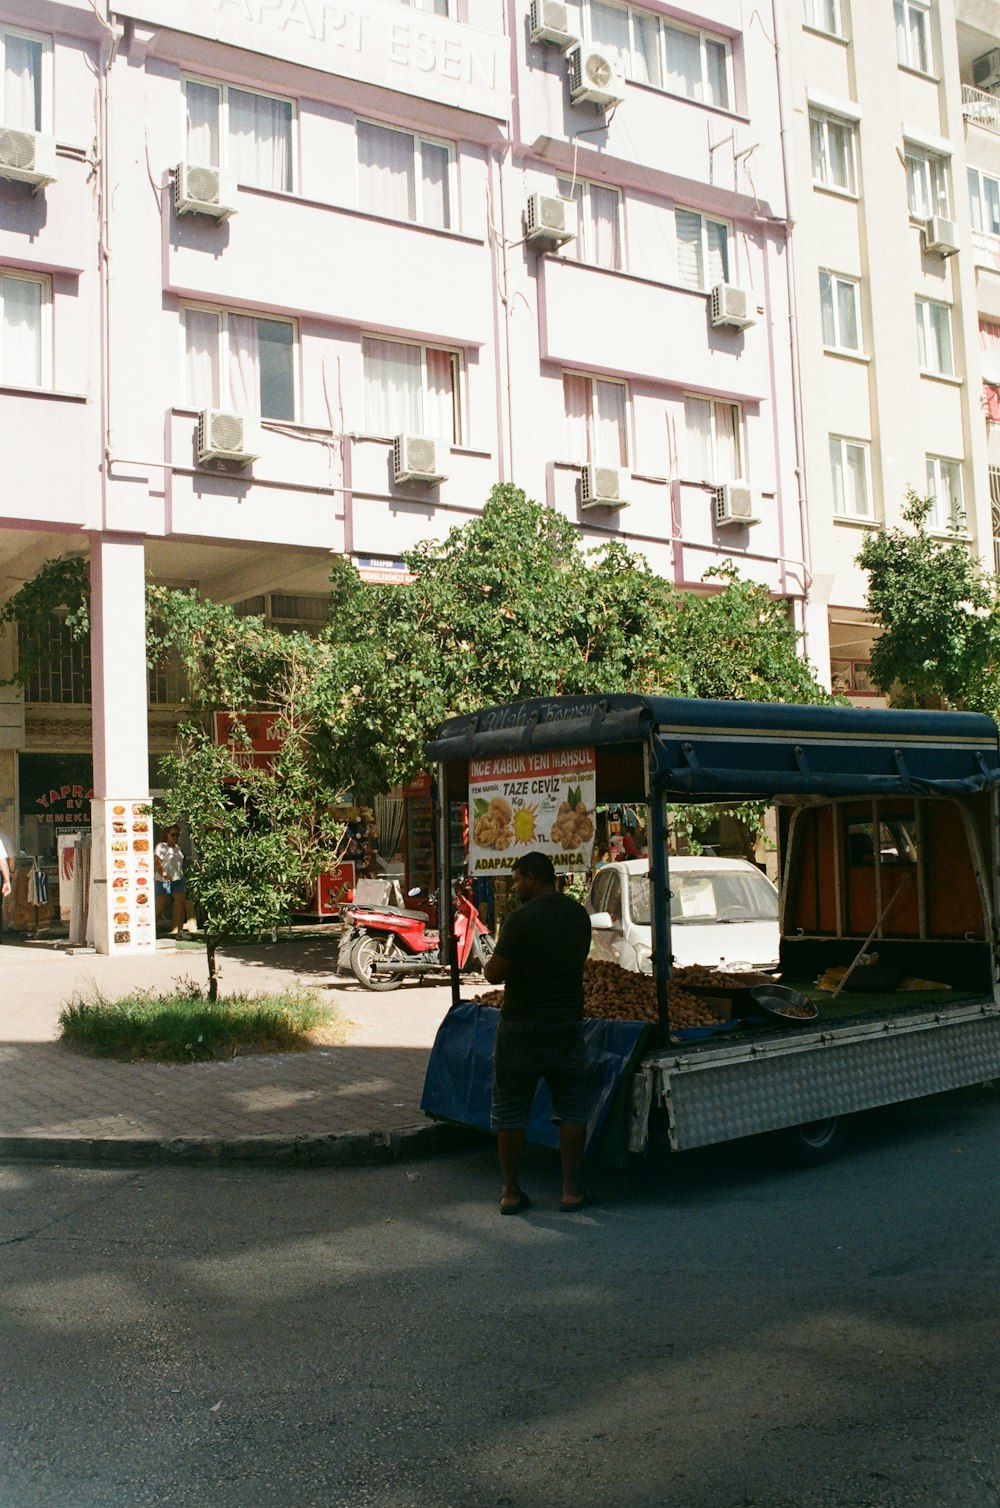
[{"xmin": 0, "ymin": 0, "xmax": 807, "ymax": 950}]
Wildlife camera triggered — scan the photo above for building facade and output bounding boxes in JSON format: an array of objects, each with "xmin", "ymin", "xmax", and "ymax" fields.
[{"xmin": 9, "ymin": 0, "xmax": 999, "ymax": 947}]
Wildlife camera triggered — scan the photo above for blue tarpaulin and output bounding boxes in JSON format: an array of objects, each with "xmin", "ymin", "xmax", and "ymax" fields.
[{"xmin": 421, "ymin": 1003, "xmax": 651, "ymax": 1156}]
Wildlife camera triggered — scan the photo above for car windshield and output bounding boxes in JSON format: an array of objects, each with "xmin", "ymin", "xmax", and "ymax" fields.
[{"xmin": 629, "ymin": 869, "xmax": 778, "ymax": 926}]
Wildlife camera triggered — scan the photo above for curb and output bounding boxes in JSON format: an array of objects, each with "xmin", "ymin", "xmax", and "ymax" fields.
[{"xmin": 0, "ymin": 1121, "xmax": 489, "ymax": 1170}]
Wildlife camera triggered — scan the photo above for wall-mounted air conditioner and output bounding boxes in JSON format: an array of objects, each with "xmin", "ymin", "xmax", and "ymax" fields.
[
  {"xmin": 529, "ymin": 0, "xmax": 576, "ymax": 48},
  {"xmin": 566, "ymin": 45, "xmax": 625, "ymax": 108},
  {"xmin": 580, "ymin": 464, "xmax": 628, "ymax": 509},
  {"xmin": 0, "ymin": 129, "xmax": 56, "ymax": 190},
  {"xmin": 525, "ymin": 192, "xmax": 577, "ymax": 248},
  {"xmin": 924, "ymin": 215, "xmax": 959, "ymax": 257},
  {"xmin": 175, "ymin": 162, "xmax": 238, "ymax": 219},
  {"xmin": 711, "ymin": 283, "xmax": 755, "ymax": 330},
  {"xmin": 973, "ymin": 48, "xmax": 1000, "ymax": 92},
  {"xmin": 715, "ymin": 482, "xmax": 758, "ymax": 527},
  {"xmin": 393, "ymin": 434, "xmax": 447, "ymax": 485},
  {"xmin": 197, "ymin": 409, "xmax": 257, "ymax": 466}
]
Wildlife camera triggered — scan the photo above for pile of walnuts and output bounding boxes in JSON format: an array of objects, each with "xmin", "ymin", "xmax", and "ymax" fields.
[
  {"xmin": 550, "ymin": 800, "xmax": 594, "ymax": 848},
  {"xmin": 474, "ymin": 961, "xmax": 774, "ymax": 1030},
  {"xmin": 473, "ymin": 796, "xmax": 513, "ymax": 851}
]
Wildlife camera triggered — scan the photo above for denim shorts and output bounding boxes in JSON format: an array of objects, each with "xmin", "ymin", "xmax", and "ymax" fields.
[
  {"xmin": 491, "ymin": 1020, "xmax": 589, "ymax": 1131},
  {"xmin": 154, "ymin": 879, "xmax": 185, "ymax": 896}
]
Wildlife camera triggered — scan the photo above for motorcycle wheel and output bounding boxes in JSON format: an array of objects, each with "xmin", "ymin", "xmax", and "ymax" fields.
[
  {"xmin": 470, "ymin": 931, "xmax": 496, "ymax": 972},
  {"xmin": 350, "ymin": 935, "xmax": 406, "ymax": 991}
]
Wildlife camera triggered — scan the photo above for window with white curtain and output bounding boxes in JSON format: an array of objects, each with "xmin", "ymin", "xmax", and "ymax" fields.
[
  {"xmin": 803, "ymin": 0, "xmax": 842, "ymax": 37},
  {"xmin": 830, "ymin": 436, "xmax": 873, "ymax": 519},
  {"xmin": 905, "ymin": 146, "xmax": 950, "ymax": 218},
  {"xmin": 682, "ymin": 395, "xmax": 742, "ymax": 482},
  {"xmin": 969, "ymin": 167, "xmax": 1000, "ymax": 237},
  {"xmin": 362, "ymin": 337, "xmax": 462, "ymax": 444},
  {"xmin": 565, "ymin": 0, "xmax": 732, "ymax": 107},
  {"xmin": 184, "ymin": 78, "xmax": 294, "ymax": 192},
  {"xmin": 819, "ymin": 270, "xmax": 862, "ymax": 352},
  {"xmin": 556, "ymin": 177, "xmax": 622, "ymax": 269},
  {"xmin": 0, "ymin": 270, "xmax": 48, "ymax": 386},
  {"xmin": 1, "ymin": 27, "xmax": 47, "ymax": 132},
  {"xmin": 183, "ymin": 307, "xmax": 296, "ymax": 420},
  {"xmin": 357, "ymin": 120, "xmax": 453, "ymax": 230},
  {"xmin": 915, "ymin": 297, "xmax": 954, "ymax": 375},
  {"xmin": 563, "ymin": 373, "xmax": 629, "ymax": 466},
  {"xmin": 809, "ymin": 108, "xmax": 857, "ymax": 193},
  {"xmin": 926, "ymin": 456, "xmax": 964, "ymax": 532},
  {"xmin": 894, "ymin": 0, "xmax": 931, "ymax": 73},
  {"xmin": 675, "ymin": 208, "xmax": 731, "ymax": 291}
]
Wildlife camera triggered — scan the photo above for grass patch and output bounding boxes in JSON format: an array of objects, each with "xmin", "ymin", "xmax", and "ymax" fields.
[{"xmin": 58, "ymin": 980, "xmax": 343, "ymax": 1062}]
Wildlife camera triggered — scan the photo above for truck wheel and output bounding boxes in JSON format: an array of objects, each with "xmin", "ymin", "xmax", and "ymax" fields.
[
  {"xmin": 350, "ymin": 935, "xmax": 405, "ymax": 991},
  {"xmin": 771, "ymin": 1116, "xmax": 848, "ymax": 1168}
]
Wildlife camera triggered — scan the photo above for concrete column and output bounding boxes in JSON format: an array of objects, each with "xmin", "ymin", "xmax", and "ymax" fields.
[{"xmin": 88, "ymin": 535, "xmax": 154, "ymax": 954}]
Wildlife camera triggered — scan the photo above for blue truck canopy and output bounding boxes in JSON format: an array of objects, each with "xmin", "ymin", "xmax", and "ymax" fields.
[{"xmin": 425, "ymin": 695, "xmax": 1000, "ymax": 799}]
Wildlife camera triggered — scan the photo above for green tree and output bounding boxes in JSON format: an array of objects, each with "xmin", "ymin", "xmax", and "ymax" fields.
[{"xmin": 857, "ymin": 490, "xmax": 1000, "ymax": 717}]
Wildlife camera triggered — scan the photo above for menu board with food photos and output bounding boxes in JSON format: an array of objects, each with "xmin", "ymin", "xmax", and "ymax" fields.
[{"xmin": 94, "ymin": 798, "xmax": 156, "ymax": 953}]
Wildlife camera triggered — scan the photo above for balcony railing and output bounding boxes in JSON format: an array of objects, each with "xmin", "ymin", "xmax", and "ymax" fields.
[{"xmin": 963, "ymin": 84, "xmax": 1000, "ymax": 135}]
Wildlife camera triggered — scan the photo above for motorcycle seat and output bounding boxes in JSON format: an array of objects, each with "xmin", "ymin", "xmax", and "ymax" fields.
[{"xmin": 361, "ymin": 904, "xmax": 429, "ymax": 922}]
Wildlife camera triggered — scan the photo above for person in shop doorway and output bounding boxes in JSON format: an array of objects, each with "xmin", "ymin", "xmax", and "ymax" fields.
[
  {"xmin": 483, "ymin": 851, "xmax": 595, "ymax": 1216},
  {"xmin": 154, "ymin": 824, "xmax": 186, "ymax": 936},
  {"xmin": 0, "ymin": 826, "xmax": 12, "ymax": 943}
]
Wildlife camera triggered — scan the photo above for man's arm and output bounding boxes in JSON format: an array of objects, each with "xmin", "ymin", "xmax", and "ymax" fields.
[
  {"xmin": 0, "ymin": 854, "xmax": 10, "ymax": 900},
  {"xmin": 483, "ymin": 950, "xmax": 512, "ymax": 985}
]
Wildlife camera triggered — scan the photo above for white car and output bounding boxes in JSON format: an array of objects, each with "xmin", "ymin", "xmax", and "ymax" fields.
[{"xmin": 585, "ymin": 856, "xmax": 780, "ymax": 974}]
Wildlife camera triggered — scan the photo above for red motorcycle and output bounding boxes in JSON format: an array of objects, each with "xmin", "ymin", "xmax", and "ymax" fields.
[{"xmin": 342, "ymin": 881, "xmax": 495, "ymax": 991}]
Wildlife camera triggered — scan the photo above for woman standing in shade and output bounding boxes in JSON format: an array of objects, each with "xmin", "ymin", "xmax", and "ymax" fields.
[{"xmin": 154, "ymin": 824, "xmax": 186, "ymax": 937}]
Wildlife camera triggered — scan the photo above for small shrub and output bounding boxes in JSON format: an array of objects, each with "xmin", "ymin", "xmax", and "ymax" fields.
[{"xmin": 58, "ymin": 979, "xmax": 339, "ymax": 1062}]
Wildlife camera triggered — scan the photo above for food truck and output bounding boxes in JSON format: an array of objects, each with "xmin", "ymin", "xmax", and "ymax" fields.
[{"xmin": 420, "ymin": 694, "xmax": 1000, "ymax": 1164}]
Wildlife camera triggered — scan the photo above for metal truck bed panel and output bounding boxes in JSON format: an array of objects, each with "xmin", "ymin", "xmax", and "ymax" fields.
[{"xmin": 638, "ymin": 1003, "xmax": 1000, "ymax": 1152}]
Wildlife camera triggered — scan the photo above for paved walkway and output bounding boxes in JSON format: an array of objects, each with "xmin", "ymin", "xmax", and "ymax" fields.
[{"xmin": 0, "ymin": 935, "xmax": 481, "ymax": 1167}]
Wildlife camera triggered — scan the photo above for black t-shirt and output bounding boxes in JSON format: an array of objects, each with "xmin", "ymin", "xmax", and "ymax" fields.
[{"xmin": 495, "ymin": 890, "xmax": 592, "ymax": 1026}]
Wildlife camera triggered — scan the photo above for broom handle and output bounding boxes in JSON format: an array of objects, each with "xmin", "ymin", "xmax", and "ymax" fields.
[{"xmin": 831, "ymin": 874, "xmax": 912, "ymax": 999}]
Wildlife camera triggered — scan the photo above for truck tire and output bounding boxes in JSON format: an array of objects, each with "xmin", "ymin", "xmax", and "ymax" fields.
[
  {"xmin": 770, "ymin": 1115, "xmax": 848, "ymax": 1168},
  {"xmin": 350, "ymin": 935, "xmax": 406, "ymax": 991}
]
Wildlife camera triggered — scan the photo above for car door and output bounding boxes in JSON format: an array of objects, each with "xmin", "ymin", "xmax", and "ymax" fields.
[{"xmin": 588, "ymin": 867, "xmax": 625, "ymax": 963}]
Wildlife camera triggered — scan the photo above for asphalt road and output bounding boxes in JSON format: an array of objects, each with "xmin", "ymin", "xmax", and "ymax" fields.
[{"xmin": 2, "ymin": 1088, "xmax": 1000, "ymax": 1508}]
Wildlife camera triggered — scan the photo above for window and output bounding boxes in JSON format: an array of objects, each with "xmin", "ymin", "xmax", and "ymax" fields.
[
  {"xmin": 1, "ymin": 27, "xmax": 46, "ymax": 132},
  {"xmin": 830, "ymin": 436, "xmax": 873, "ymax": 518},
  {"xmin": 905, "ymin": 146, "xmax": 950, "ymax": 219},
  {"xmin": 894, "ymin": 0, "xmax": 930, "ymax": 73},
  {"xmin": 184, "ymin": 78, "xmax": 293, "ymax": 192},
  {"xmin": 683, "ymin": 395, "xmax": 743, "ymax": 483},
  {"xmin": 362, "ymin": 337, "xmax": 462, "ymax": 444},
  {"xmin": 803, "ymin": 0, "xmax": 842, "ymax": 37},
  {"xmin": 563, "ymin": 373, "xmax": 629, "ymax": 466},
  {"xmin": 675, "ymin": 208, "xmax": 730, "ymax": 291},
  {"xmin": 0, "ymin": 271, "xmax": 47, "ymax": 387},
  {"xmin": 568, "ymin": 1, "xmax": 732, "ymax": 108},
  {"xmin": 810, "ymin": 108, "xmax": 857, "ymax": 193},
  {"xmin": 396, "ymin": 0, "xmax": 451, "ymax": 13},
  {"xmin": 915, "ymin": 297, "xmax": 954, "ymax": 375},
  {"xmin": 357, "ymin": 120, "xmax": 453, "ymax": 231},
  {"xmin": 819, "ymin": 270, "xmax": 861, "ymax": 352},
  {"xmin": 926, "ymin": 456, "xmax": 964, "ymax": 532},
  {"xmin": 19, "ymin": 616, "xmax": 91, "ymax": 705},
  {"xmin": 556, "ymin": 177, "xmax": 622, "ymax": 269},
  {"xmin": 184, "ymin": 307, "xmax": 296, "ymax": 421},
  {"xmin": 969, "ymin": 167, "xmax": 1000, "ymax": 237}
]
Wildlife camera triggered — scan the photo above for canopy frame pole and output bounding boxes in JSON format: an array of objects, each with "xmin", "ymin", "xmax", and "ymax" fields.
[
  {"xmin": 433, "ymin": 764, "xmax": 461, "ymax": 1007},
  {"xmin": 645, "ymin": 749, "xmax": 672, "ymax": 1035}
]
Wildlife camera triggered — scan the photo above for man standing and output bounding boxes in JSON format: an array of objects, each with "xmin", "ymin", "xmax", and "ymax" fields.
[
  {"xmin": 483, "ymin": 851, "xmax": 593, "ymax": 1216},
  {"xmin": 0, "ymin": 826, "xmax": 12, "ymax": 942}
]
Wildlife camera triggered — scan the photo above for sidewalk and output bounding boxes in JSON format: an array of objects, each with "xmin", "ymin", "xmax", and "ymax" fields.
[{"xmin": 0, "ymin": 935, "xmax": 481, "ymax": 1167}]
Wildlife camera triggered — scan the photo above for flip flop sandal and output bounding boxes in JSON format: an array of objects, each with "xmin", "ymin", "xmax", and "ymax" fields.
[
  {"xmin": 499, "ymin": 1191, "xmax": 532, "ymax": 1216},
  {"xmin": 559, "ymin": 1190, "xmax": 597, "ymax": 1213}
]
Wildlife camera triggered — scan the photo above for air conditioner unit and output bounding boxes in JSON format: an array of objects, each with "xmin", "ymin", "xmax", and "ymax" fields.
[
  {"xmin": 924, "ymin": 215, "xmax": 959, "ymax": 257},
  {"xmin": 197, "ymin": 409, "xmax": 257, "ymax": 466},
  {"xmin": 393, "ymin": 434, "xmax": 447, "ymax": 485},
  {"xmin": 174, "ymin": 161, "xmax": 238, "ymax": 219},
  {"xmin": 580, "ymin": 464, "xmax": 628, "ymax": 509},
  {"xmin": 529, "ymin": 0, "xmax": 576, "ymax": 48},
  {"xmin": 525, "ymin": 192, "xmax": 577, "ymax": 247},
  {"xmin": 973, "ymin": 48, "xmax": 1000, "ymax": 92},
  {"xmin": 0, "ymin": 129, "xmax": 56, "ymax": 190},
  {"xmin": 566, "ymin": 45, "xmax": 625, "ymax": 108},
  {"xmin": 715, "ymin": 482, "xmax": 758, "ymax": 527},
  {"xmin": 711, "ymin": 283, "xmax": 755, "ymax": 330}
]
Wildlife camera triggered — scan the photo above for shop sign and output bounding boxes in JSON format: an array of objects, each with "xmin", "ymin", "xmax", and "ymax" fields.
[
  {"xmin": 213, "ymin": 711, "xmax": 283, "ymax": 769},
  {"xmin": 355, "ymin": 556, "xmax": 414, "ymax": 584},
  {"xmin": 468, "ymin": 747, "xmax": 596, "ymax": 874}
]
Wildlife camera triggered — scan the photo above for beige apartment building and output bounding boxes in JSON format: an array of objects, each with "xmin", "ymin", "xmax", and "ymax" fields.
[{"xmin": 788, "ymin": 0, "xmax": 1000, "ymax": 702}]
